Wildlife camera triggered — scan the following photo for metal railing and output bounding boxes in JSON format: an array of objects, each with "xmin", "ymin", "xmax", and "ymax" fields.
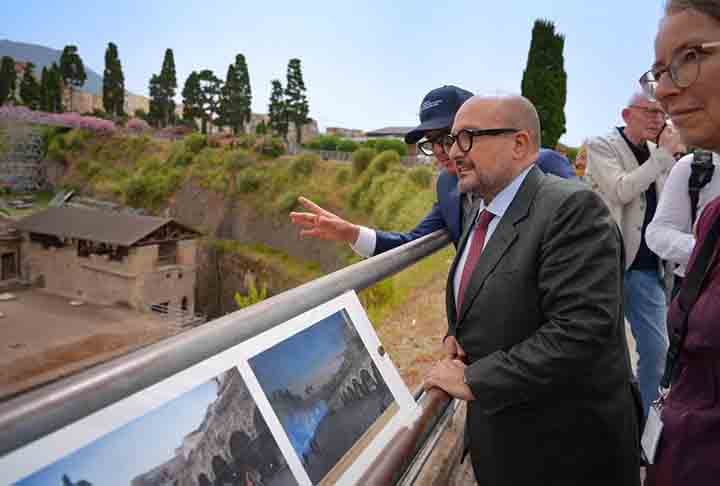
[{"xmin": 0, "ymin": 229, "xmax": 452, "ymax": 480}]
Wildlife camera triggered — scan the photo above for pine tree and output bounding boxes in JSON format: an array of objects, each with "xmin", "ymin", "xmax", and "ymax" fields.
[
  {"xmin": 182, "ymin": 71, "xmax": 203, "ymax": 130},
  {"xmin": 158, "ymin": 49, "xmax": 177, "ymax": 127},
  {"xmin": 59, "ymin": 45, "xmax": 87, "ymax": 112},
  {"xmin": 0, "ymin": 56, "xmax": 17, "ymax": 105},
  {"xmin": 103, "ymin": 42, "xmax": 125, "ymax": 117},
  {"xmin": 268, "ymin": 79, "xmax": 288, "ymax": 140},
  {"xmin": 197, "ymin": 69, "xmax": 223, "ymax": 134},
  {"xmin": 284, "ymin": 58, "xmax": 309, "ymax": 144},
  {"xmin": 521, "ymin": 19, "xmax": 567, "ymax": 149},
  {"xmin": 19, "ymin": 62, "xmax": 40, "ymax": 109},
  {"xmin": 220, "ymin": 54, "xmax": 252, "ymax": 135}
]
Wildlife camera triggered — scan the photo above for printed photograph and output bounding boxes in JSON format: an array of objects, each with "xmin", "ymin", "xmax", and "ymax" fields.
[
  {"xmin": 16, "ymin": 368, "xmax": 298, "ymax": 486},
  {"xmin": 248, "ymin": 309, "xmax": 395, "ymax": 485}
]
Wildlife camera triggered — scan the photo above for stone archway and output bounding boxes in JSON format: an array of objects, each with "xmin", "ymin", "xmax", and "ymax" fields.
[{"xmin": 360, "ymin": 368, "xmax": 376, "ymax": 393}]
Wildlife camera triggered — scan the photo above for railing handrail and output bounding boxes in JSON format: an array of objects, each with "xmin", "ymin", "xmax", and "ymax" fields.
[{"xmin": 0, "ymin": 230, "xmax": 450, "ymax": 459}]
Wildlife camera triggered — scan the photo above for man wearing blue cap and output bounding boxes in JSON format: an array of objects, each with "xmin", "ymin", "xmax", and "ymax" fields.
[{"xmin": 291, "ymin": 85, "xmax": 575, "ymax": 254}]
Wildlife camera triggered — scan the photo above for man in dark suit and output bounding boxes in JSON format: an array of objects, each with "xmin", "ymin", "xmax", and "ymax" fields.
[{"xmin": 423, "ymin": 95, "xmax": 640, "ymax": 486}]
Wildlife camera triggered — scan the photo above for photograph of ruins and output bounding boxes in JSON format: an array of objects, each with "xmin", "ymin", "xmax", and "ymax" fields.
[
  {"xmin": 248, "ymin": 309, "xmax": 395, "ymax": 485},
  {"xmin": 17, "ymin": 368, "xmax": 298, "ymax": 486}
]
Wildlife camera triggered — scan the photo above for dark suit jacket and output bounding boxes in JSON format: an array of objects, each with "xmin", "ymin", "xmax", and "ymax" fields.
[
  {"xmin": 374, "ymin": 150, "xmax": 576, "ymax": 255},
  {"xmin": 447, "ymin": 167, "xmax": 640, "ymax": 486}
]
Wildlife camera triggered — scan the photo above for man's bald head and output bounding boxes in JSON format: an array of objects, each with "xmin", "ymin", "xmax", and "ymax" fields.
[
  {"xmin": 455, "ymin": 95, "xmax": 541, "ymax": 150},
  {"xmin": 449, "ymin": 95, "xmax": 543, "ymax": 202}
]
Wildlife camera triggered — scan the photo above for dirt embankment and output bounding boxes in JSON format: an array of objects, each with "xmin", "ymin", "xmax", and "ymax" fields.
[{"xmin": 169, "ymin": 181, "xmax": 349, "ymax": 318}]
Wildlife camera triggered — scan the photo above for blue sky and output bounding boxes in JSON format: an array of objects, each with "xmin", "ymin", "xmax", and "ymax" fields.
[
  {"xmin": 250, "ymin": 311, "xmax": 348, "ymax": 395},
  {"xmin": 4, "ymin": 1, "xmax": 666, "ymax": 145},
  {"xmin": 17, "ymin": 378, "xmax": 218, "ymax": 486}
]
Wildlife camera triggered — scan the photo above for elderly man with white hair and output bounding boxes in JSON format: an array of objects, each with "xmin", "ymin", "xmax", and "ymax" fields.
[{"xmin": 585, "ymin": 92, "xmax": 679, "ymax": 415}]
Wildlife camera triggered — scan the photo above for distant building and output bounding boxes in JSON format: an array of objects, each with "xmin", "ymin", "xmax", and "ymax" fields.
[
  {"xmin": 326, "ymin": 127, "xmax": 365, "ymax": 140},
  {"xmin": 365, "ymin": 126, "xmax": 418, "ymax": 155},
  {"xmin": 14, "ymin": 207, "xmax": 201, "ymax": 315}
]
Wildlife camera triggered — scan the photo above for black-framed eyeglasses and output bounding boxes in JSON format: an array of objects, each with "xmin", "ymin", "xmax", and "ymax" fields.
[
  {"xmin": 445, "ymin": 128, "xmax": 520, "ymax": 153},
  {"xmin": 639, "ymin": 41, "xmax": 720, "ymax": 101},
  {"xmin": 417, "ymin": 132, "xmax": 452, "ymax": 156}
]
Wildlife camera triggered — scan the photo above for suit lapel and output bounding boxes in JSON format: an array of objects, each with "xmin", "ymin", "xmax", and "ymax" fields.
[
  {"xmin": 456, "ymin": 167, "xmax": 544, "ymax": 325},
  {"xmin": 448, "ymin": 184, "xmax": 462, "ymax": 243}
]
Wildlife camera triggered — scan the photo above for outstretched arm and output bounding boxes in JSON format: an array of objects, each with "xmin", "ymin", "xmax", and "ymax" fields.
[{"xmin": 289, "ymin": 197, "xmax": 361, "ymax": 244}]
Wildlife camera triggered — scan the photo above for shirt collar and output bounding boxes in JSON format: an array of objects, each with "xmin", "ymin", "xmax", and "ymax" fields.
[{"xmin": 480, "ymin": 165, "xmax": 533, "ymax": 220}]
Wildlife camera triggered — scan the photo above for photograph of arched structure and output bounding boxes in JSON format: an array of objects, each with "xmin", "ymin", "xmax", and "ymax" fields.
[
  {"xmin": 15, "ymin": 368, "xmax": 298, "ymax": 486},
  {"xmin": 248, "ymin": 309, "xmax": 395, "ymax": 485}
]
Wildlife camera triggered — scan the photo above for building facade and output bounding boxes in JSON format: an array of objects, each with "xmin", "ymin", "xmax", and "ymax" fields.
[{"xmin": 15, "ymin": 207, "xmax": 200, "ymax": 314}]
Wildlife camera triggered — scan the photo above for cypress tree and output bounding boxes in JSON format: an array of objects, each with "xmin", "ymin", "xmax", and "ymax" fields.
[
  {"xmin": 148, "ymin": 74, "xmax": 163, "ymax": 127},
  {"xmin": 220, "ymin": 54, "xmax": 252, "ymax": 135},
  {"xmin": 59, "ymin": 45, "xmax": 87, "ymax": 112},
  {"xmin": 103, "ymin": 42, "xmax": 125, "ymax": 117},
  {"xmin": 19, "ymin": 62, "xmax": 40, "ymax": 109},
  {"xmin": 521, "ymin": 19, "xmax": 567, "ymax": 149},
  {"xmin": 0, "ymin": 56, "xmax": 17, "ymax": 105},
  {"xmin": 268, "ymin": 79, "xmax": 288, "ymax": 140},
  {"xmin": 48, "ymin": 63, "xmax": 64, "ymax": 113},
  {"xmin": 39, "ymin": 66, "xmax": 49, "ymax": 111},
  {"xmin": 284, "ymin": 58, "xmax": 309, "ymax": 144},
  {"xmin": 181, "ymin": 71, "xmax": 203, "ymax": 130},
  {"xmin": 158, "ymin": 49, "xmax": 177, "ymax": 126}
]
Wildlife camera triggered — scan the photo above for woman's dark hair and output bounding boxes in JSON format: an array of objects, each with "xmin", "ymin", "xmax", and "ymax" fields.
[{"xmin": 666, "ymin": 0, "xmax": 720, "ymax": 22}]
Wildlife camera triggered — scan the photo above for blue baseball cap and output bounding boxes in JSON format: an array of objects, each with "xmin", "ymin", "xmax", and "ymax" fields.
[{"xmin": 404, "ymin": 85, "xmax": 474, "ymax": 144}]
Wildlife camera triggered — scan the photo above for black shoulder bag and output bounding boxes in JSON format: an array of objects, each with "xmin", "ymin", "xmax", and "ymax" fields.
[{"xmin": 688, "ymin": 150, "xmax": 715, "ymax": 225}]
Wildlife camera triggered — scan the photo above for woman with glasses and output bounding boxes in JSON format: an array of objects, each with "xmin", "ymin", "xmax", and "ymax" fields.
[{"xmin": 642, "ymin": 1, "xmax": 720, "ymax": 484}]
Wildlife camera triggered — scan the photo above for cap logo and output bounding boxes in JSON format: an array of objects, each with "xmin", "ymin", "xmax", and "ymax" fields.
[{"xmin": 420, "ymin": 99, "xmax": 443, "ymax": 113}]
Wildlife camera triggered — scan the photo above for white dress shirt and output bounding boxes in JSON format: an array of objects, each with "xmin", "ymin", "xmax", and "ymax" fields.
[
  {"xmin": 453, "ymin": 166, "xmax": 533, "ymax": 306},
  {"xmin": 646, "ymin": 152, "xmax": 720, "ymax": 277}
]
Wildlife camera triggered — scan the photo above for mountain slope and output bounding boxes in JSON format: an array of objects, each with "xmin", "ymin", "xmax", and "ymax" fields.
[{"xmin": 0, "ymin": 39, "xmax": 103, "ymax": 95}]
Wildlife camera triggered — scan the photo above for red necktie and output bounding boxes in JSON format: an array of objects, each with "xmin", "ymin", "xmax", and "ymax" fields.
[{"xmin": 457, "ymin": 210, "xmax": 495, "ymax": 311}]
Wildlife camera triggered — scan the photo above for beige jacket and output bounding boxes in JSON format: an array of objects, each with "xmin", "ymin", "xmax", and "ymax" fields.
[{"xmin": 585, "ymin": 128, "xmax": 675, "ymax": 270}]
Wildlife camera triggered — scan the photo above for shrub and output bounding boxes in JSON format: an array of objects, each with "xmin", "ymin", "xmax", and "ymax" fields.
[
  {"xmin": 47, "ymin": 136, "xmax": 67, "ymax": 162},
  {"xmin": 167, "ymin": 141, "xmax": 194, "ymax": 167},
  {"xmin": 77, "ymin": 159, "xmax": 103, "ymax": 180},
  {"xmin": 368, "ymin": 150, "xmax": 401, "ymax": 175},
  {"xmin": 408, "ymin": 166, "xmax": 433, "ymax": 188},
  {"xmin": 276, "ymin": 191, "xmax": 300, "ymax": 213},
  {"xmin": 234, "ymin": 280, "xmax": 268, "ymax": 309},
  {"xmin": 236, "ymin": 134, "xmax": 258, "ymax": 150},
  {"xmin": 184, "ymin": 132, "xmax": 207, "ymax": 154},
  {"xmin": 224, "ymin": 149, "xmax": 253, "ymax": 170},
  {"xmin": 352, "ymin": 148, "xmax": 377, "ymax": 176},
  {"xmin": 236, "ymin": 168, "xmax": 263, "ymax": 193},
  {"xmin": 335, "ymin": 167, "xmax": 351, "ymax": 184},
  {"xmin": 259, "ymin": 137, "xmax": 285, "ymax": 158},
  {"xmin": 127, "ymin": 118, "xmax": 151, "ymax": 134},
  {"xmin": 363, "ymin": 138, "xmax": 407, "ymax": 156},
  {"xmin": 307, "ymin": 134, "xmax": 340, "ymax": 151},
  {"xmin": 289, "ymin": 153, "xmax": 319, "ymax": 178},
  {"xmin": 337, "ymin": 139, "xmax": 359, "ymax": 153}
]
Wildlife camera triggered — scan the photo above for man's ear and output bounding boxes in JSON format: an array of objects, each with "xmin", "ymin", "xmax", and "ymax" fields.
[
  {"xmin": 513, "ymin": 131, "xmax": 532, "ymax": 159},
  {"xmin": 621, "ymin": 108, "xmax": 631, "ymax": 125}
]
